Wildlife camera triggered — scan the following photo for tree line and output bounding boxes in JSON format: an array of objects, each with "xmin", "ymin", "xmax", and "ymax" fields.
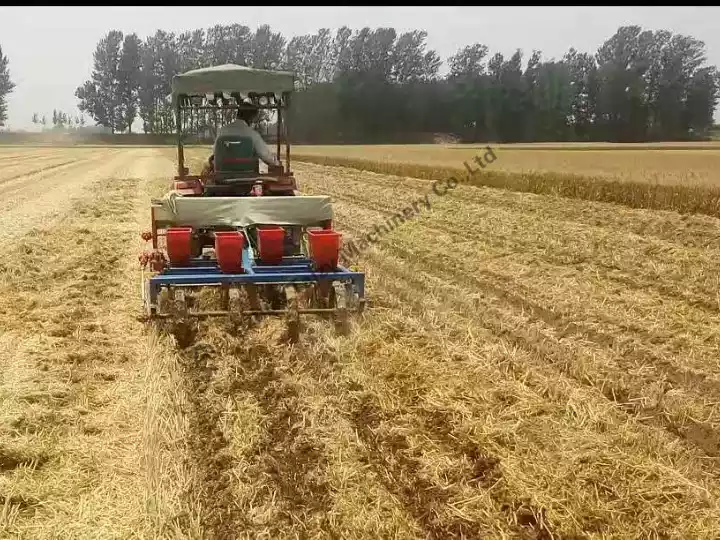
[
  {"xmin": 5, "ymin": 22, "xmax": 720, "ymax": 142},
  {"xmin": 75, "ymin": 24, "xmax": 720, "ymax": 143},
  {"xmin": 30, "ymin": 110, "xmax": 87, "ymax": 131},
  {"xmin": 291, "ymin": 25, "xmax": 720, "ymax": 143}
]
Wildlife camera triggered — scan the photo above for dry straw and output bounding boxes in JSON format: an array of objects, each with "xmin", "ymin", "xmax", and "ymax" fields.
[
  {"xmin": 161, "ymin": 146, "xmax": 720, "ymax": 538},
  {"xmin": 294, "ymin": 154, "xmax": 720, "ymax": 218}
]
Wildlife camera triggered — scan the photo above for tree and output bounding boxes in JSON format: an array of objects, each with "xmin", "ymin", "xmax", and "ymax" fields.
[
  {"xmin": 563, "ymin": 48, "xmax": 598, "ymax": 141},
  {"xmin": 116, "ymin": 33, "xmax": 142, "ymax": 133},
  {"xmin": 684, "ymin": 66, "xmax": 720, "ymax": 137},
  {"xmin": 76, "ymin": 30, "xmax": 124, "ymax": 132},
  {"xmin": 137, "ymin": 30, "xmax": 179, "ymax": 134},
  {"xmin": 31, "ymin": 112, "xmax": 39, "ymax": 125},
  {"xmin": 446, "ymin": 43, "xmax": 490, "ymax": 140},
  {"xmin": 592, "ymin": 26, "xmax": 717, "ymax": 141},
  {"xmin": 250, "ymin": 24, "xmax": 286, "ymax": 69},
  {"xmin": 390, "ymin": 30, "xmax": 440, "ymax": 83},
  {"xmin": 0, "ymin": 45, "xmax": 15, "ymax": 127}
]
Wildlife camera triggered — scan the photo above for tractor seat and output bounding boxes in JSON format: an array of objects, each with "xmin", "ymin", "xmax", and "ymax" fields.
[{"xmin": 214, "ymin": 135, "xmax": 260, "ymax": 175}]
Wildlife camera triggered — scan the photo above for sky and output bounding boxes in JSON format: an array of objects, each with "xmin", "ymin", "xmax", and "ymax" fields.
[{"xmin": 0, "ymin": 6, "xmax": 718, "ymax": 131}]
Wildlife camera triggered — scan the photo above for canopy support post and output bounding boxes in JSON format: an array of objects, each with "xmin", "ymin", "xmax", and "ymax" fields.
[{"xmin": 176, "ymin": 103, "xmax": 184, "ymax": 178}]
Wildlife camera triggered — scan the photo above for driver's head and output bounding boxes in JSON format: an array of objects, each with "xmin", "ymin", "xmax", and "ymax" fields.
[{"xmin": 237, "ymin": 104, "xmax": 259, "ymax": 124}]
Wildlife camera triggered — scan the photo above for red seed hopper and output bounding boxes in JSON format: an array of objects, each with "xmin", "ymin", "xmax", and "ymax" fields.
[{"xmin": 139, "ymin": 194, "xmax": 365, "ymax": 344}]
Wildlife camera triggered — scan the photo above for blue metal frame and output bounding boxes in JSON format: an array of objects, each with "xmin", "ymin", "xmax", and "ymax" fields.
[{"xmin": 147, "ymin": 242, "xmax": 365, "ymax": 308}]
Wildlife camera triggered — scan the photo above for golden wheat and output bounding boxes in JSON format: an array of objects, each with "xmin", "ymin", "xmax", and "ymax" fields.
[
  {"xmin": 294, "ymin": 143, "xmax": 720, "ymax": 185},
  {"xmin": 293, "ymin": 152, "xmax": 720, "ymax": 217}
]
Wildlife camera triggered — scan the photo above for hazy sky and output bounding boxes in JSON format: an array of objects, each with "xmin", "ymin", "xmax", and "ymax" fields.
[{"xmin": 1, "ymin": 6, "xmax": 718, "ymax": 130}]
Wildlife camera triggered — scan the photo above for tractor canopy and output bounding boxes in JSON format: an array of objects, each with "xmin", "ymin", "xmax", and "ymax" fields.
[
  {"xmin": 171, "ymin": 64, "xmax": 295, "ymax": 105},
  {"xmin": 152, "ymin": 193, "xmax": 333, "ymax": 229}
]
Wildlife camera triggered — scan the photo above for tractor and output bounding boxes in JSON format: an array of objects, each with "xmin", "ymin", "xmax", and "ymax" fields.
[{"xmin": 138, "ymin": 64, "xmax": 365, "ymax": 343}]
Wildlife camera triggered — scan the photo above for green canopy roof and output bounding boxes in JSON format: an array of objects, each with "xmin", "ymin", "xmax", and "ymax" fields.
[{"xmin": 171, "ymin": 64, "xmax": 295, "ymax": 100}]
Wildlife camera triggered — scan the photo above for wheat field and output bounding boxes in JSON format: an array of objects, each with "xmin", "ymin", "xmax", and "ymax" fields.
[
  {"xmin": 294, "ymin": 142, "xmax": 720, "ymax": 186},
  {"xmin": 0, "ymin": 144, "xmax": 718, "ymax": 539},
  {"xmin": 292, "ymin": 143, "xmax": 720, "ymax": 219}
]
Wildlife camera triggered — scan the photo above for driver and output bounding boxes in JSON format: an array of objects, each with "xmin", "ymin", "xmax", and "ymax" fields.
[{"xmin": 216, "ymin": 102, "xmax": 281, "ymax": 169}]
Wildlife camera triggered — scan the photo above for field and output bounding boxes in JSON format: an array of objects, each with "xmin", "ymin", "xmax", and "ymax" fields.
[
  {"xmin": 1, "ymin": 144, "xmax": 720, "ymax": 539},
  {"xmin": 294, "ymin": 142, "xmax": 720, "ymax": 186}
]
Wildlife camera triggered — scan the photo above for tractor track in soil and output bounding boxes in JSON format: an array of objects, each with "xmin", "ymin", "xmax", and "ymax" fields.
[
  {"xmin": 176, "ymin": 323, "xmax": 522, "ymax": 539},
  {"xmin": 347, "ymin": 394, "xmax": 561, "ymax": 540},
  {"xmin": 170, "ymin": 302, "xmax": 592, "ymax": 538},
  {"xmin": 163, "ymin": 283, "xmax": 516, "ymax": 537},
  {"xmin": 177, "ymin": 340, "xmax": 253, "ymax": 539},
  {"xmin": 176, "ymin": 323, "xmax": 339, "ymax": 539}
]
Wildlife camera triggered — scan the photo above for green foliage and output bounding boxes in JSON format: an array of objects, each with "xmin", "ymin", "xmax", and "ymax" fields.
[
  {"xmin": 75, "ymin": 24, "xmax": 719, "ymax": 143},
  {"xmin": 116, "ymin": 34, "xmax": 142, "ymax": 133},
  {"xmin": 76, "ymin": 30, "xmax": 125, "ymax": 133},
  {"xmin": 0, "ymin": 44, "xmax": 15, "ymax": 127}
]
